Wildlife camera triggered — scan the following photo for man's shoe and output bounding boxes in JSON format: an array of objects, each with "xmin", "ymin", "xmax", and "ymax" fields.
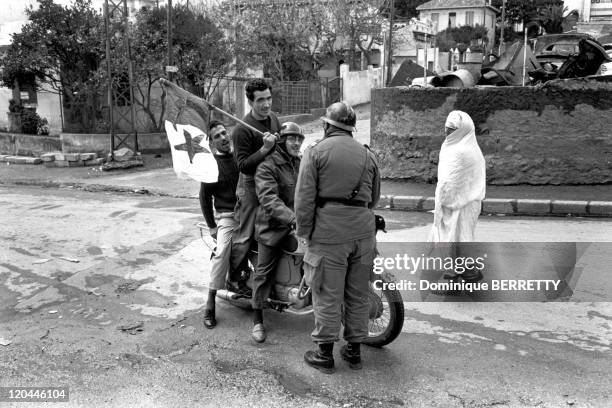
[
  {"xmin": 304, "ymin": 342, "xmax": 334, "ymax": 374},
  {"xmin": 340, "ymin": 342, "xmax": 362, "ymax": 370},
  {"xmin": 203, "ymin": 309, "xmax": 216, "ymax": 329},
  {"xmin": 251, "ymin": 323, "xmax": 266, "ymax": 343}
]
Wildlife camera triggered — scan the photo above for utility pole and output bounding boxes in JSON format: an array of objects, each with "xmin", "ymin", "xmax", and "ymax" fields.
[
  {"xmin": 385, "ymin": 0, "xmax": 395, "ymax": 86},
  {"xmin": 167, "ymin": 0, "xmax": 173, "ymax": 82},
  {"xmin": 498, "ymin": 0, "xmax": 506, "ymax": 56},
  {"xmin": 103, "ymin": 0, "xmax": 139, "ymax": 161}
]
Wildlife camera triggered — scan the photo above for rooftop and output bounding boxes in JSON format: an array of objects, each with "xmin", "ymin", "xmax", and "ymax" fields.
[{"xmin": 416, "ymin": 0, "xmax": 499, "ymax": 12}]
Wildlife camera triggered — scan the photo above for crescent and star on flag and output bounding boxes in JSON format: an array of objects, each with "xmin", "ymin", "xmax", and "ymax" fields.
[{"xmin": 173, "ymin": 133, "xmax": 210, "ymax": 163}]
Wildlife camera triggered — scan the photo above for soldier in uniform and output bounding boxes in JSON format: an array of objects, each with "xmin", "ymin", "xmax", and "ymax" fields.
[
  {"xmin": 295, "ymin": 101, "xmax": 381, "ymax": 373},
  {"xmin": 251, "ymin": 122, "xmax": 304, "ymax": 343}
]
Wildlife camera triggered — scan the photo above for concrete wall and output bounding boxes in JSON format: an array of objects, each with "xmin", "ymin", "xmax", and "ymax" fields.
[
  {"xmin": 0, "ymin": 132, "xmax": 168, "ymax": 156},
  {"xmin": 371, "ymin": 82, "xmax": 612, "ymax": 185},
  {"xmin": 339, "ymin": 64, "xmax": 383, "ymax": 106},
  {"xmin": 61, "ymin": 133, "xmax": 169, "ymax": 155},
  {"xmin": 0, "ymin": 133, "xmax": 61, "ymax": 156}
]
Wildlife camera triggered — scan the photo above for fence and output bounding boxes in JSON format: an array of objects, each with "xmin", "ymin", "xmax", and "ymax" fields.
[
  {"xmin": 195, "ymin": 76, "xmax": 343, "ymax": 120},
  {"xmin": 272, "ymin": 77, "xmax": 342, "ymax": 115}
]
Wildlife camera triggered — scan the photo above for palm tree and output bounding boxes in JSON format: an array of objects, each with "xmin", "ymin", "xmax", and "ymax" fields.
[{"xmin": 539, "ymin": 4, "xmax": 566, "ymax": 34}]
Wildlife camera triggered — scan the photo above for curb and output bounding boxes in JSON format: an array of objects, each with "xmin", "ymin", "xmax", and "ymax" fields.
[
  {"xmin": 0, "ymin": 179, "xmax": 191, "ymax": 199},
  {"xmin": 2, "ymin": 180, "xmax": 612, "ymax": 217},
  {"xmin": 382, "ymin": 195, "xmax": 612, "ymax": 217}
]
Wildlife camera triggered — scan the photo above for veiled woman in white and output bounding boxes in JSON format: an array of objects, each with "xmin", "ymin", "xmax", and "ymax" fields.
[{"xmin": 430, "ymin": 110, "xmax": 486, "ymax": 244}]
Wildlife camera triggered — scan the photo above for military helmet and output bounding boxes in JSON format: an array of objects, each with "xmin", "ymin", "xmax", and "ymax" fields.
[
  {"xmin": 321, "ymin": 101, "xmax": 356, "ymax": 132},
  {"xmin": 280, "ymin": 121, "xmax": 303, "ymax": 137}
]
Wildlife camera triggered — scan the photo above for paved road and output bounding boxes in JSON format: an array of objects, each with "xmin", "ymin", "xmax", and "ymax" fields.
[{"xmin": 1, "ymin": 186, "xmax": 611, "ymax": 407}]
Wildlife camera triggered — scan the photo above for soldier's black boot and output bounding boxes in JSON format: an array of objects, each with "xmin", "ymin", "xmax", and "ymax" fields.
[
  {"xmin": 304, "ymin": 342, "xmax": 334, "ymax": 374},
  {"xmin": 341, "ymin": 342, "xmax": 362, "ymax": 370}
]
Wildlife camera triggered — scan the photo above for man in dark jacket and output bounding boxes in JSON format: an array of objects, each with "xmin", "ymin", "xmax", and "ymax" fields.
[
  {"xmin": 250, "ymin": 122, "xmax": 304, "ymax": 343},
  {"xmin": 295, "ymin": 101, "xmax": 380, "ymax": 373},
  {"xmin": 230, "ymin": 79, "xmax": 280, "ymax": 286},
  {"xmin": 199, "ymin": 121, "xmax": 241, "ymax": 329}
]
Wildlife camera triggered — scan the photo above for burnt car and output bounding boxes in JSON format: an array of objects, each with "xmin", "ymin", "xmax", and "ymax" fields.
[
  {"xmin": 532, "ymin": 33, "xmax": 595, "ymax": 74},
  {"xmin": 530, "ymin": 35, "xmax": 611, "ymax": 82}
]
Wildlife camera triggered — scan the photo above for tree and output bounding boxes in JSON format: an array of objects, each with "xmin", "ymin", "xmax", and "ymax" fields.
[
  {"xmin": 539, "ymin": 4, "xmax": 567, "ymax": 34},
  {"xmin": 330, "ymin": 0, "xmax": 388, "ymax": 69},
  {"xmin": 203, "ymin": 0, "xmax": 337, "ymax": 81},
  {"xmin": 436, "ymin": 25, "xmax": 489, "ymax": 53},
  {"xmin": 380, "ymin": 0, "xmax": 430, "ymax": 20},
  {"xmin": 104, "ymin": 4, "xmax": 234, "ymax": 132},
  {"xmin": 492, "ymin": 0, "xmax": 566, "ymax": 48},
  {"xmin": 0, "ymin": 0, "xmax": 104, "ymax": 132}
]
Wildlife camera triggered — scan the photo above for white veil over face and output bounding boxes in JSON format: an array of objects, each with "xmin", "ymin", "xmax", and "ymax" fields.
[{"xmin": 430, "ymin": 110, "xmax": 486, "ymax": 243}]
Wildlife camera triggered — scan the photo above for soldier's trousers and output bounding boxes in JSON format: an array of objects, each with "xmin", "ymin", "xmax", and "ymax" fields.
[{"xmin": 303, "ymin": 236, "xmax": 376, "ymax": 343}]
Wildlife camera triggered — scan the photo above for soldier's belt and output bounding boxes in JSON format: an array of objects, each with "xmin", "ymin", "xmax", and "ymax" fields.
[{"xmin": 316, "ymin": 197, "xmax": 369, "ymax": 208}]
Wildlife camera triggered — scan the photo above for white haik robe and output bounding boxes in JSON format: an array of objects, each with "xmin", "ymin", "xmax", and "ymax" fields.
[{"xmin": 429, "ymin": 111, "xmax": 486, "ymax": 243}]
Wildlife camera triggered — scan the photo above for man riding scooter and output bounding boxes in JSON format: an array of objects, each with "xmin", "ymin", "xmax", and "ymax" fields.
[{"xmin": 250, "ymin": 122, "xmax": 305, "ymax": 343}]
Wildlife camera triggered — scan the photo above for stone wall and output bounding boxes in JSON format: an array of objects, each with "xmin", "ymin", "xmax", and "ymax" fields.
[
  {"xmin": 371, "ymin": 80, "xmax": 612, "ymax": 184},
  {"xmin": 61, "ymin": 133, "xmax": 169, "ymax": 155},
  {"xmin": 0, "ymin": 132, "xmax": 168, "ymax": 157},
  {"xmin": 0, "ymin": 133, "xmax": 62, "ymax": 156}
]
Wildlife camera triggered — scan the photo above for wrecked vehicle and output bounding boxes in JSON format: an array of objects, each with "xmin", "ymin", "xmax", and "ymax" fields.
[
  {"xmin": 477, "ymin": 34, "xmax": 611, "ymax": 86},
  {"xmin": 531, "ymin": 37, "xmax": 612, "ymax": 82}
]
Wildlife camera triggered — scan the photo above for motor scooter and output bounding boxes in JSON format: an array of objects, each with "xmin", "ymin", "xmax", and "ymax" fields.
[{"xmin": 197, "ymin": 216, "xmax": 404, "ymax": 347}]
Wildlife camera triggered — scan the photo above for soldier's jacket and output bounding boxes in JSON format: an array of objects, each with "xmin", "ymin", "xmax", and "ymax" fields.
[
  {"xmin": 254, "ymin": 147, "xmax": 300, "ymax": 246},
  {"xmin": 295, "ymin": 129, "xmax": 381, "ymax": 244}
]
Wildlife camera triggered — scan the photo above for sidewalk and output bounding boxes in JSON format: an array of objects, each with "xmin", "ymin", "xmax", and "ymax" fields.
[{"xmin": 1, "ymin": 152, "xmax": 611, "ymax": 217}]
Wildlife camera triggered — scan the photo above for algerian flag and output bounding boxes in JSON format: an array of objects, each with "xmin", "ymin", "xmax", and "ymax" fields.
[
  {"xmin": 164, "ymin": 121, "xmax": 219, "ymax": 183},
  {"xmin": 161, "ymin": 79, "xmax": 219, "ymax": 183}
]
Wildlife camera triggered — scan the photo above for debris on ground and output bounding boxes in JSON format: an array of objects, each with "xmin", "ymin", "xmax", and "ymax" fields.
[
  {"xmin": 115, "ymin": 280, "xmax": 146, "ymax": 294},
  {"xmin": 169, "ymin": 316, "xmax": 188, "ymax": 327},
  {"xmin": 58, "ymin": 256, "xmax": 80, "ymax": 263},
  {"xmin": 101, "ymin": 149, "xmax": 144, "ymax": 171},
  {"xmin": 117, "ymin": 321, "xmax": 144, "ymax": 335},
  {"xmin": 101, "ymin": 158, "xmax": 144, "ymax": 171}
]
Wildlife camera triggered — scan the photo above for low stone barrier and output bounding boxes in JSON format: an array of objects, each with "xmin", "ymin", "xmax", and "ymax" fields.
[
  {"xmin": 0, "ymin": 133, "xmax": 61, "ymax": 156},
  {"xmin": 1, "ymin": 132, "xmax": 170, "ymax": 158},
  {"xmin": 371, "ymin": 80, "xmax": 612, "ymax": 185},
  {"xmin": 61, "ymin": 132, "xmax": 169, "ymax": 155}
]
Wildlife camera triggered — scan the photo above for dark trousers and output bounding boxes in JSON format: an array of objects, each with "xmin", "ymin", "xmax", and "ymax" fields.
[
  {"xmin": 251, "ymin": 242, "xmax": 282, "ymax": 309},
  {"xmin": 230, "ymin": 174, "xmax": 258, "ymax": 280},
  {"xmin": 305, "ymin": 236, "xmax": 376, "ymax": 343}
]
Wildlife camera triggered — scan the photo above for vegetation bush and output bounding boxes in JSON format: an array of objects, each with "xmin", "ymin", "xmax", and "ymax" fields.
[{"xmin": 7, "ymin": 99, "xmax": 49, "ymax": 135}]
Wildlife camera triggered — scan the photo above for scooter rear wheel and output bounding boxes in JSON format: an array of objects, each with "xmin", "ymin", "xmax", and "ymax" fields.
[{"xmin": 362, "ymin": 272, "xmax": 404, "ymax": 348}]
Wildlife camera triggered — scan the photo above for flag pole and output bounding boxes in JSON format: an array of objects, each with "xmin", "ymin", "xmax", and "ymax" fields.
[{"xmin": 159, "ymin": 78, "xmax": 266, "ymax": 137}]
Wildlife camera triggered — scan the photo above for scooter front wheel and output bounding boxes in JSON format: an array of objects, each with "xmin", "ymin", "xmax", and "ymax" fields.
[{"xmin": 362, "ymin": 272, "xmax": 404, "ymax": 348}]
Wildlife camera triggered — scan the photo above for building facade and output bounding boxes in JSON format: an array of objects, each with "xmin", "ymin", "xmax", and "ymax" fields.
[
  {"xmin": 564, "ymin": 0, "xmax": 612, "ymax": 37},
  {"xmin": 416, "ymin": 0, "xmax": 499, "ymax": 51}
]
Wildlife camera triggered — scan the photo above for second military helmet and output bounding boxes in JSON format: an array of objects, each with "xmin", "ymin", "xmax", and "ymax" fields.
[
  {"xmin": 280, "ymin": 122, "xmax": 303, "ymax": 137},
  {"xmin": 321, "ymin": 101, "xmax": 356, "ymax": 133}
]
